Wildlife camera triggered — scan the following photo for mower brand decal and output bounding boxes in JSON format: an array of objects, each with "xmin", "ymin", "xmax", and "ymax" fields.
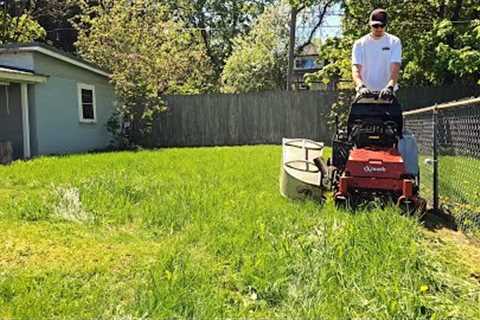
[{"xmin": 363, "ymin": 165, "xmax": 387, "ymax": 173}]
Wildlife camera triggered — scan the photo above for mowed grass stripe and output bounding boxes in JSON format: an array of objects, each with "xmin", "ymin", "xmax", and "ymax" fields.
[{"xmin": 0, "ymin": 146, "xmax": 478, "ymax": 319}]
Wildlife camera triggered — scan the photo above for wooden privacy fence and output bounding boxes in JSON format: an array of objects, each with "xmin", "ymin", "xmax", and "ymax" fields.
[
  {"xmin": 154, "ymin": 91, "xmax": 337, "ymax": 147},
  {"xmin": 152, "ymin": 85, "xmax": 480, "ymax": 148}
]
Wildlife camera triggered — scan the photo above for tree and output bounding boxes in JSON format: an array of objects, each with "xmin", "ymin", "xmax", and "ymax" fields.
[
  {"xmin": 0, "ymin": 0, "xmax": 83, "ymax": 49},
  {"xmin": 222, "ymin": 0, "xmax": 338, "ymax": 92},
  {"xmin": 0, "ymin": 0, "xmax": 46, "ymax": 44},
  {"xmin": 286, "ymin": 0, "xmax": 337, "ymax": 90},
  {"xmin": 221, "ymin": 3, "xmax": 290, "ymax": 93},
  {"xmin": 313, "ymin": 0, "xmax": 480, "ymax": 88},
  {"xmin": 305, "ymin": 0, "xmax": 480, "ymax": 131},
  {"xmin": 165, "ymin": 0, "xmax": 275, "ymax": 84},
  {"xmin": 31, "ymin": 0, "xmax": 82, "ymax": 52},
  {"xmin": 75, "ymin": 0, "xmax": 213, "ymax": 147}
]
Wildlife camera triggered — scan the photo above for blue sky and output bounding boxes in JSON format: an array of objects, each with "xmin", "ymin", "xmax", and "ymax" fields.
[
  {"xmin": 296, "ymin": 3, "xmax": 343, "ymax": 44},
  {"xmin": 321, "ymin": 12, "xmax": 342, "ymax": 39}
]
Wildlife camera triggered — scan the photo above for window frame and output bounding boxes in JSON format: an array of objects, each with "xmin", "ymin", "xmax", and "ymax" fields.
[
  {"xmin": 77, "ymin": 83, "xmax": 97, "ymax": 123},
  {"xmin": 294, "ymin": 56, "xmax": 321, "ymax": 71}
]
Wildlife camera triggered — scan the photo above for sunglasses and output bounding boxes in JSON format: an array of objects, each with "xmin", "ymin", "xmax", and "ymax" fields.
[{"xmin": 371, "ymin": 24, "xmax": 385, "ymax": 29}]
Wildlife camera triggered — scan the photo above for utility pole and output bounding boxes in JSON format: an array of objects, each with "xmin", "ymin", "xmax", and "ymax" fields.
[{"xmin": 287, "ymin": 7, "xmax": 298, "ymax": 91}]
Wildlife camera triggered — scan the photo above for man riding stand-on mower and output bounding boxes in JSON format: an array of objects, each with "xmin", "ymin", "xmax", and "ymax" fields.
[
  {"xmin": 328, "ymin": 8, "xmax": 424, "ymax": 212},
  {"xmin": 280, "ymin": 9, "xmax": 425, "ymax": 213}
]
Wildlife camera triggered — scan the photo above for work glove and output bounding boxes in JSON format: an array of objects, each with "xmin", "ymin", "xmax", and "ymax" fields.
[
  {"xmin": 356, "ymin": 84, "xmax": 371, "ymax": 98},
  {"xmin": 379, "ymin": 85, "xmax": 395, "ymax": 100}
]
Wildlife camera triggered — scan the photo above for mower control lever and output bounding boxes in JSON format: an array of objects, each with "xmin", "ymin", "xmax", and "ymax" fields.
[{"xmin": 355, "ymin": 91, "xmax": 395, "ymax": 104}]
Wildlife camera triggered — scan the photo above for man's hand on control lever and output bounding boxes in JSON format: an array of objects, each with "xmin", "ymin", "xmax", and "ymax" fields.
[
  {"xmin": 356, "ymin": 84, "xmax": 371, "ymax": 98},
  {"xmin": 379, "ymin": 85, "xmax": 394, "ymax": 100}
]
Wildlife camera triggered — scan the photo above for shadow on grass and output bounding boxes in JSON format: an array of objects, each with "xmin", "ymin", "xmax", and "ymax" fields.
[{"xmin": 421, "ymin": 209, "xmax": 458, "ymax": 232}]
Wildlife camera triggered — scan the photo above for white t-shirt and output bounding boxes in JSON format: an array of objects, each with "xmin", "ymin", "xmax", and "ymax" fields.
[{"xmin": 352, "ymin": 32, "xmax": 402, "ymax": 91}]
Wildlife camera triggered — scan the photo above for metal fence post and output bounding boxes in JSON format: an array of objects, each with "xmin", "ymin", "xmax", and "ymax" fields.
[{"xmin": 432, "ymin": 105, "xmax": 439, "ymax": 211}]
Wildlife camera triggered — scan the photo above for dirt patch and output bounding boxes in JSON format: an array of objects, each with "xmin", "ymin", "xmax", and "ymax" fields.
[{"xmin": 422, "ymin": 211, "xmax": 480, "ymax": 285}]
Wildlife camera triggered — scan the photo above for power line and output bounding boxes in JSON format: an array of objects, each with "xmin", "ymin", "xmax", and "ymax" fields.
[
  {"xmin": 297, "ymin": 25, "xmax": 342, "ymax": 29},
  {"xmin": 296, "ymin": 18, "xmax": 479, "ymax": 30},
  {"xmin": 43, "ymin": 19, "xmax": 479, "ymax": 34}
]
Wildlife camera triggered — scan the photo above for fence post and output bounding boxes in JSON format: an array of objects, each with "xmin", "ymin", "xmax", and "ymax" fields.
[{"xmin": 432, "ymin": 105, "xmax": 439, "ymax": 211}]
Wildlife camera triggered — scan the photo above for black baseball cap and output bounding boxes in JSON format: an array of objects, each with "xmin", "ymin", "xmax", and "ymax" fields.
[{"xmin": 369, "ymin": 9, "xmax": 387, "ymax": 26}]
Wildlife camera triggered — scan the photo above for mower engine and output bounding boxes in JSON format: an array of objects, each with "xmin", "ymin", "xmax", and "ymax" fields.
[{"xmin": 331, "ymin": 93, "xmax": 426, "ymax": 213}]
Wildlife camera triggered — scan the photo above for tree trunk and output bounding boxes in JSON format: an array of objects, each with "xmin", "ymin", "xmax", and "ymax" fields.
[
  {"xmin": 287, "ymin": 8, "xmax": 298, "ymax": 91},
  {"xmin": 0, "ymin": 141, "xmax": 13, "ymax": 165}
]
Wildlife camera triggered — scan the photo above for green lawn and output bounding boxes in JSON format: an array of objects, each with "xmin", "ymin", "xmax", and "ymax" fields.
[{"xmin": 0, "ymin": 146, "xmax": 479, "ymax": 319}]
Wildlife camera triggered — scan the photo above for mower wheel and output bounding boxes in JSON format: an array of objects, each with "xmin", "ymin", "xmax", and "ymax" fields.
[
  {"xmin": 335, "ymin": 196, "xmax": 351, "ymax": 211},
  {"xmin": 398, "ymin": 197, "xmax": 416, "ymax": 215}
]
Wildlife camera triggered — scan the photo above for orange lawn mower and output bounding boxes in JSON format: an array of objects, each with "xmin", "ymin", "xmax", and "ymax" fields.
[{"xmin": 280, "ymin": 92, "xmax": 426, "ymax": 214}]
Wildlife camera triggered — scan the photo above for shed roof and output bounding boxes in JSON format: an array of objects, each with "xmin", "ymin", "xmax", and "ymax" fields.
[
  {"xmin": 0, "ymin": 42, "xmax": 111, "ymax": 78},
  {"xmin": 0, "ymin": 65, "xmax": 48, "ymax": 83}
]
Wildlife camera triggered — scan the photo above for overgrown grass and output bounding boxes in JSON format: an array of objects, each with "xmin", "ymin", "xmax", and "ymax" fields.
[{"xmin": 0, "ymin": 146, "xmax": 478, "ymax": 319}]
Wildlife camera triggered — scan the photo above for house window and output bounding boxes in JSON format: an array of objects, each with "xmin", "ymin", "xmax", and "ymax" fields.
[
  {"xmin": 77, "ymin": 83, "xmax": 96, "ymax": 123},
  {"xmin": 294, "ymin": 57, "xmax": 319, "ymax": 70}
]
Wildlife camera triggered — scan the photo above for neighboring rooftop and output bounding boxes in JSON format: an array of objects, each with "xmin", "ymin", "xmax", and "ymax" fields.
[
  {"xmin": 0, "ymin": 42, "xmax": 111, "ymax": 78},
  {"xmin": 297, "ymin": 43, "xmax": 319, "ymax": 57}
]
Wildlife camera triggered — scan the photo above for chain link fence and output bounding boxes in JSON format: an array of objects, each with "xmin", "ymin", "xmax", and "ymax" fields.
[{"xmin": 404, "ymin": 97, "xmax": 480, "ymax": 232}]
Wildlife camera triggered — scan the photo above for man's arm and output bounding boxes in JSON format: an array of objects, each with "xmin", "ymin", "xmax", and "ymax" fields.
[
  {"xmin": 352, "ymin": 64, "xmax": 364, "ymax": 89},
  {"xmin": 352, "ymin": 63, "xmax": 371, "ymax": 96},
  {"xmin": 387, "ymin": 38, "xmax": 402, "ymax": 88},
  {"xmin": 387, "ymin": 62, "xmax": 401, "ymax": 88},
  {"xmin": 351, "ymin": 40, "xmax": 365, "ymax": 90}
]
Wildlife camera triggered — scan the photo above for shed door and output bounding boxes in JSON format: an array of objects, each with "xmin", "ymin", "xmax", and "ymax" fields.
[{"xmin": 0, "ymin": 84, "xmax": 23, "ymax": 160}]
